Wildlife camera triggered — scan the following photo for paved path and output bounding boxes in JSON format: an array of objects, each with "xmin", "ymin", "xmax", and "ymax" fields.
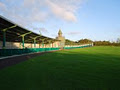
[{"xmin": 0, "ymin": 51, "xmax": 58, "ymax": 70}]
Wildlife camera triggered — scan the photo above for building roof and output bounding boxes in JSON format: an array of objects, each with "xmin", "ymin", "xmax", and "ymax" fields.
[{"xmin": 0, "ymin": 15, "xmax": 58, "ymax": 43}]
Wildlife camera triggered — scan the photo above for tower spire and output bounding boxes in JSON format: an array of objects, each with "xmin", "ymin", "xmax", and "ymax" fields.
[{"xmin": 58, "ymin": 29, "xmax": 62, "ymax": 37}]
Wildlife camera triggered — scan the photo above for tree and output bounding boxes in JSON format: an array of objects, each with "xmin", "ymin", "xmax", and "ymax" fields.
[
  {"xmin": 116, "ymin": 38, "xmax": 120, "ymax": 43},
  {"xmin": 77, "ymin": 39, "xmax": 93, "ymax": 44},
  {"xmin": 94, "ymin": 41, "xmax": 111, "ymax": 46},
  {"xmin": 65, "ymin": 39, "xmax": 78, "ymax": 45}
]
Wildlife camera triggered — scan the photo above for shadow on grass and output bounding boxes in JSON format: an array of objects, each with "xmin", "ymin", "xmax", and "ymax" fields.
[{"xmin": 0, "ymin": 48, "xmax": 120, "ymax": 90}]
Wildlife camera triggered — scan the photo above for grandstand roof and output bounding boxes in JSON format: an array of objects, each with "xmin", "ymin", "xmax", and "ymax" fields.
[{"xmin": 0, "ymin": 15, "xmax": 57, "ymax": 43}]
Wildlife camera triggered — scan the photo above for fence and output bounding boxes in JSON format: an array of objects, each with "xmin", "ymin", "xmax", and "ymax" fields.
[
  {"xmin": 0, "ymin": 48, "xmax": 60, "ymax": 58},
  {"xmin": 64, "ymin": 44, "xmax": 93, "ymax": 49},
  {"xmin": 0, "ymin": 44, "xmax": 93, "ymax": 58}
]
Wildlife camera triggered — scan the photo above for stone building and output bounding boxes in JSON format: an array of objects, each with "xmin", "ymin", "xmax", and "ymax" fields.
[{"xmin": 56, "ymin": 29, "xmax": 65, "ymax": 48}]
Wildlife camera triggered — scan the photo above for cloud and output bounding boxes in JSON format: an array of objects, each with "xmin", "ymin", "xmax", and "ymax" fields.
[
  {"xmin": 67, "ymin": 31, "xmax": 81, "ymax": 35},
  {"xmin": 51, "ymin": 34, "xmax": 57, "ymax": 37},
  {"xmin": 0, "ymin": 2, "xmax": 5, "ymax": 7},
  {"xmin": 29, "ymin": 26, "xmax": 48, "ymax": 34},
  {"xmin": 0, "ymin": 2, "xmax": 7, "ymax": 12},
  {"xmin": 46, "ymin": 0, "xmax": 78, "ymax": 22},
  {"xmin": 23, "ymin": 0, "xmax": 83, "ymax": 22},
  {"xmin": 0, "ymin": 0, "xmax": 84, "ymax": 28},
  {"xmin": 23, "ymin": 0, "xmax": 36, "ymax": 6},
  {"xmin": 39, "ymin": 28, "xmax": 48, "ymax": 33}
]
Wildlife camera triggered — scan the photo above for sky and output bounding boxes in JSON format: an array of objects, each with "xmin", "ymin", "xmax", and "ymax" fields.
[{"xmin": 0, "ymin": 0, "xmax": 120, "ymax": 41}]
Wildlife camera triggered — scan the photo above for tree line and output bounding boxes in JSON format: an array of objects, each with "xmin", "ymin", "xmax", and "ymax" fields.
[{"xmin": 65, "ymin": 38, "xmax": 120, "ymax": 46}]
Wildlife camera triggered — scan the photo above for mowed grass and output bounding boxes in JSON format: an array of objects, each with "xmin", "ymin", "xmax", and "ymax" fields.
[{"xmin": 0, "ymin": 46, "xmax": 120, "ymax": 90}]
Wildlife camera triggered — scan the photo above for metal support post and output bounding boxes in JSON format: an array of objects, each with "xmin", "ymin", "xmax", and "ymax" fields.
[{"xmin": 2, "ymin": 31, "xmax": 6, "ymax": 49}]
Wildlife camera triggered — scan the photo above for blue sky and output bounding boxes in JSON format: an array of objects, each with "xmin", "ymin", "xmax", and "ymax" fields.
[{"xmin": 0, "ymin": 0, "xmax": 120, "ymax": 41}]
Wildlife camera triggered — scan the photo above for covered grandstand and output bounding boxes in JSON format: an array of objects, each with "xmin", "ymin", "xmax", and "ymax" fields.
[
  {"xmin": 0, "ymin": 15, "xmax": 61, "ymax": 57},
  {"xmin": 0, "ymin": 15, "xmax": 93, "ymax": 58},
  {"xmin": 0, "ymin": 15, "xmax": 60, "ymax": 48}
]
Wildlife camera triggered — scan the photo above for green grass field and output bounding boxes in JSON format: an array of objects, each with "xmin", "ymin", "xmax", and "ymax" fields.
[{"xmin": 0, "ymin": 46, "xmax": 120, "ymax": 90}]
